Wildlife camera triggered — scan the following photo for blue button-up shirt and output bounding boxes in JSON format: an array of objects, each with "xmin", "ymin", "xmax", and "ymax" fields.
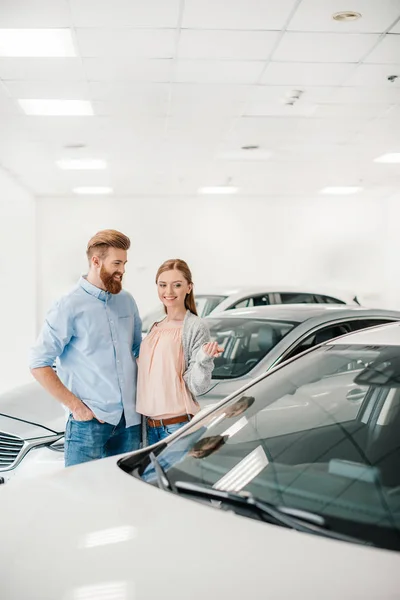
[{"xmin": 29, "ymin": 277, "xmax": 142, "ymax": 427}]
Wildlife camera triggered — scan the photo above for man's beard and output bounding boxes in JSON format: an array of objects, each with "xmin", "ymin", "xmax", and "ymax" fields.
[{"xmin": 100, "ymin": 265, "xmax": 123, "ymax": 294}]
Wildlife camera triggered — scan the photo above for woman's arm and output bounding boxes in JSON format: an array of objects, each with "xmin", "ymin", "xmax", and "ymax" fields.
[{"xmin": 183, "ymin": 322, "xmax": 216, "ymax": 397}]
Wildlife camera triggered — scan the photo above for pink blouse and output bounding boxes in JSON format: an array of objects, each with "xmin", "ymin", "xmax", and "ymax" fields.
[{"xmin": 136, "ymin": 324, "xmax": 200, "ymax": 419}]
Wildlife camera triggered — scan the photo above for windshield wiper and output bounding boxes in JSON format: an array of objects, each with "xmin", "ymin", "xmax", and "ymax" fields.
[
  {"xmin": 149, "ymin": 452, "xmax": 177, "ymax": 493},
  {"xmin": 174, "ymin": 481, "xmax": 372, "ymax": 546}
]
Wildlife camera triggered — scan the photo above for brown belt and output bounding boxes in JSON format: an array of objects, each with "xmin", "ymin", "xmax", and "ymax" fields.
[{"xmin": 147, "ymin": 414, "xmax": 193, "ymax": 428}]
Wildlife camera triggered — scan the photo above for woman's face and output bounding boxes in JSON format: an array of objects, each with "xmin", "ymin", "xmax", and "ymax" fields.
[{"xmin": 157, "ymin": 269, "xmax": 192, "ymax": 311}]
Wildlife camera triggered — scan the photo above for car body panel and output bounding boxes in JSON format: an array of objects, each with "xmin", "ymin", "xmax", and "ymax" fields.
[{"xmin": 0, "ymin": 453, "xmax": 399, "ymax": 600}]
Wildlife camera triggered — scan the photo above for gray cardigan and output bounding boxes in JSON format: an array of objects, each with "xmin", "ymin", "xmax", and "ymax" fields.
[
  {"xmin": 181, "ymin": 310, "xmax": 214, "ymax": 397},
  {"xmin": 150, "ymin": 309, "xmax": 214, "ymax": 398}
]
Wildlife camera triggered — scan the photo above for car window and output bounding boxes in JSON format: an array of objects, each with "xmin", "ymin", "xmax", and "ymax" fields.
[
  {"xmin": 278, "ymin": 293, "xmax": 316, "ymax": 304},
  {"xmin": 231, "ymin": 294, "xmax": 270, "ymax": 310},
  {"xmin": 282, "ymin": 322, "xmax": 353, "ymax": 361},
  {"xmin": 196, "ymin": 295, "xmax": 226, "ymax": 317},
  {"xmin": 282, "ymin": 319, "xmax": 398, "ymax": 363},
  {"xmin": 207, "ymin": 317, "xmax": 296, "ymax": 379},
  {"xmin": 134, "ymin": 343, "xmax": 400, "ymax": 550},
  {"xmin": 315, "ymin": 294, "xmax": 346, "ymax": 305}
]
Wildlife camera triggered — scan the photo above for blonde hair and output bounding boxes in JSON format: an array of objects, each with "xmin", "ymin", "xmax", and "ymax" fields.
[
  {"xmin": 156, "ymin": 259, "xmax": 197, "ymax": 315},
  {"xmin": 86, "ymin": 229, "xmax": 130, "ymax": 261}
]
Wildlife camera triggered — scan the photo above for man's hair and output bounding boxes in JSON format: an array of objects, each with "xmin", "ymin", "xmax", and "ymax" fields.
[{"xmin": 86, "ymin": 229, "xmax": 131, "ymax": 262}]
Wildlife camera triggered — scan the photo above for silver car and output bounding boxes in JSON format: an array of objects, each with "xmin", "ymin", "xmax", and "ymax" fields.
[
  {"xmin": 200, "ymin": 304, "xmax": 400, "ymax": 407},
  {"xmin": 141, "ymin": 285, "xmax": 359, "ymax": 333}
]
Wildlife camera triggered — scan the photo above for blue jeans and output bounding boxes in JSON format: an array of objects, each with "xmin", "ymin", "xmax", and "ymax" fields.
[
  {"xmin": 146, "ymin": 421, "xmax": 187, "ymax": 446},
  {"xmin": 65, "ymin": 413, "xmax": 141, "ymax": 467}
]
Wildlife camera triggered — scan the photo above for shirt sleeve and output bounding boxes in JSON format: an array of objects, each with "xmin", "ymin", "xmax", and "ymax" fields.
[
  {"xmin": 132, "ymin": 298, "xmax": 142, "ymax": 358},
  {"xmin": 29, "ymin": 298, "xmax": 74, "ymax": 369},
  {"xmin": 183, "ymin": 321, "xmax": 214, "ymax": 397}
]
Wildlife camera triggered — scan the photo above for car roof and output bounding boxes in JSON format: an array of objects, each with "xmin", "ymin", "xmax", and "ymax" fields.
[
  {"xmin": 196, "ymin": 285, "xmax": 355, "ymax": 300},
  {"xmin": 205, "ymin": 304, "xmax": 400, "ymax": 324},
  {"xmin": 330, "ymin": 321, "xmax": 400, "ymax": 346}
]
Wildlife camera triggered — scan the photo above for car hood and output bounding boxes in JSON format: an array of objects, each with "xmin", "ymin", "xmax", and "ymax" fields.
[
  {"xmin": 1, "ymin": 457, "xmax": 399, "ymax": 600},
  {"xmin": 0, "ymin": 382, "xmax": 65, "ymax": 438}
]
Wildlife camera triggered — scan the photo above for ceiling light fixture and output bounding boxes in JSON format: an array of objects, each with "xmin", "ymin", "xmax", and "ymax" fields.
[
  {"xmin": 320, "ymin": 186, "xmax": 363, "ymax": 195},
  {"xmin": 374, "ymin": 153, "xmax": 400, "ymax": 164},
  {"xmin": 332, "ymin": 11, "xmax": 362, "ymax": 22},
  {"xmin": 18, "ymin": 99, "xmax": 94, "ymax": 116},
  {"xmin": 57, "ymin": 159, "xmax": 107, "ymax": 170},
  {"xmin": 198, "ymin": 186, "xmax": 239, "ymax": 195},
  {"xmin": 73, "ymin": 186, "xmax": 113, "ymax": 195},
  {"xmin": 0, "ymin": 28, "xmax": 76, "ymax": 57}
]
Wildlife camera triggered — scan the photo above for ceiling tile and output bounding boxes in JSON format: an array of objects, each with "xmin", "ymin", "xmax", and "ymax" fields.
[
  {"xmin": 288, "ymin": 0, "xmax": 400, "ymax": 33},
  {"xmin": 84, "ymin": 58, "xmax": 172, "ymax": 82},
  {"xmin": 182, "ymin": 0, "xmax": 298, "ymax": 30},
  {"xmin": 90, "ymin": 83, "xmax": 170, "ymax": 116},
  {"xmin": 76, "ymin": 28, "xmax": 175, "ymax": 58},
  {"xmin": 365, "ymin": 33, "xmax": 400, "ymax": 63},
  {"xmin": 261, "ymin": 61, "xmax": 354, "ymax": 86},
  {"xmin": 0, "ymin": 58, "xmax": 86, "ymax": 81},
  {"xmin": 4, "ymin": 80, "xmax": 90, "ymax": 100},
  {"xmin": 173, "ymin": 60, "xmax": 264, "ymax": 84},
  {"xmin": 70, "ymin": 0, "xmax": 180, "ymax": 28},
  {"xmin": 0, "ymin": 87, "xmax": 20, "ymax": 115},
  {"xmin": 169, "ymin": 83, "xmax": 249, "ymax": 117},
  {"xmin": 313, "ymin": 103, "xmax": 393, "ymax": 119},
  {"xmin": 245, "ymin": 86, "xmax": 337, "ymax": 117},
  {"xmin": 0, "ymin": 0, "xmax": 71, "ymax": 27},
  {"xmin": 273, "ymin": 32, "xmax": 380, "ymax": 62},
  {"xmin": 345, "ymin": 62, "xmax": 400, "ymax": 86},
  {"xmin": 390, "ymin": 20, "xmax": 400, "ymax": 33},
  {"xmin": 329, "ymin": 85, "xmax": 400, "ymax": 103},
  {"xmin": 178, "ymin": 30, "xmax": 280, "ymax": 60}
]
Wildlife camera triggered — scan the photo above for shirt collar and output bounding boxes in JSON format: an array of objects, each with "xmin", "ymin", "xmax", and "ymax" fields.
[{"xmin": 79, "ymin": 276, "xmax": 110, "ymax": 301}]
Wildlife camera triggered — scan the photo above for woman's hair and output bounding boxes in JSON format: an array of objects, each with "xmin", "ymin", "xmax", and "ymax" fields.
[
  {"xmin": 156, "ymin": 259, "xmax": 197, "ymax": 315},
  {"xmin": 86, "ymin": 229, "xmax": 131, "ymax": 262}
]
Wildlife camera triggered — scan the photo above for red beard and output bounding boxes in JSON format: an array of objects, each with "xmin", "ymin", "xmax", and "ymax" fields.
[{"xmin": 100, "ymin": 266, "xmax": 123, "ymax": 294}]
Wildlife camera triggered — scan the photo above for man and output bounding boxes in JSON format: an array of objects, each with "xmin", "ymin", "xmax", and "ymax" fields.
[{"xmin": 30, "ymin": 229, "xmax": 142, "ymax": 467}]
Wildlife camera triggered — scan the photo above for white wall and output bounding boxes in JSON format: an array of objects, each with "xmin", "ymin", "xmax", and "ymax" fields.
[
  {"xmin": 0, "ymin": 167, "xmax": 36, "ymax": 393},
  {"xmin": 35, "ymin": 193, "xmax": 396, "ymax": 324}
]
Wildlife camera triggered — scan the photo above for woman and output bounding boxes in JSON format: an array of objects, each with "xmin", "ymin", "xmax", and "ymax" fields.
[{"xmin": 137, "ymin": 259, "xmax": 223, "ymax": 446}]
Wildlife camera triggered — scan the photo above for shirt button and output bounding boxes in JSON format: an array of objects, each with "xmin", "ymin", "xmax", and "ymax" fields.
[
  {"xmin": 117, "ymin": 360, "xmax": 120, "ymax": 363},
  {"xmin": 110, "ymin": 321, "xmax": 113, "ymax": 325}
]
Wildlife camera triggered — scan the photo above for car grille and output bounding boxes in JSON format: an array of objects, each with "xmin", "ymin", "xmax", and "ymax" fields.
[{"xmin": 0, "ymin": 432, "xmax": 24, "ymax": 469}]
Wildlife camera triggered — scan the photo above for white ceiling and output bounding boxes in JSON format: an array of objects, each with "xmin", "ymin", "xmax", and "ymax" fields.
[{"xmin": 0, "ymin": 0, "xmax": 399, "ymax": 197}]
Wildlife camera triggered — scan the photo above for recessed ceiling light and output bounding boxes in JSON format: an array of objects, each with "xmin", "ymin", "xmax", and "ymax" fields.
[
  {"xmin": 332, "ymin": 11, "xmax": 362, "ymax": 22},
  {"xmin": 374, "ymin": 153, "xmax": 400, "ymax": 164},
  {"xmin": 57, "ymin": 159, "xmax": 107, "ymax": 170},
  {"xmin": 0, "ymin": 29, "xmax": 76, "ymax": 57},
  {"xmin": 73, "ymin": 186, "xmax": 113, "ymax": 195},
  {"xmin": 18, "ymin": 99, "xmax": 94, "ymax": 116},
  {"xmin": 320, "ymin": 186, "xmax": 363, "ymax": 195},
  {"xmin": 198, "ymin": 186, "xmax": 239, "ymax": 195}
]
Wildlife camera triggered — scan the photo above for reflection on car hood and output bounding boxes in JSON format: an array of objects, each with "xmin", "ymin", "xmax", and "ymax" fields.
[
  {"xmin": 0, "ymin": 382, "xmax": 65, "ymax": 438},
  {"xmin": 0, "ymin": 457, "xmax": 398, "ymax": 599}
]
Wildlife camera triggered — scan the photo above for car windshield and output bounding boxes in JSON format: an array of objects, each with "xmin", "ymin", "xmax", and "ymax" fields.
[
  {"xmin": 195, "ymin": 295, "xmax": 226, "ymax": 317},
  {"xmin": 134, "ymin": 343, "xmax": 400, "ymax": 550},
  {"xmin": 207, "ymin": 317, "xmax": 296, "ymax": 379}
]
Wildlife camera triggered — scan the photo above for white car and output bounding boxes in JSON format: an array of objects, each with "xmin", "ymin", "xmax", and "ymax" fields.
[
  {"xmin": 1, "ymin": 323, "xmax": 400, "ymax": 599},
  {"xmin": 2, "ymin": 304, "xmax": 400, "ymax": 484},
  {"xmin": 141, "ymin": 284, "xmax": 360, "ymax": 332}
]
